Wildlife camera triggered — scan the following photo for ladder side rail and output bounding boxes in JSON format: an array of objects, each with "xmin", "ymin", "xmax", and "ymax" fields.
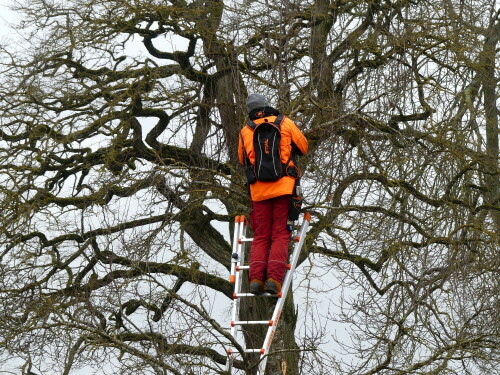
[
  {"xmin": 231, "ymin": 217, "xmax": 249, "ymax": 343},
  {"xmin": 226, "ymin": 216, "xmax": 247, "ymax": 373},
  {"xmin": 229, "ymin": 216, "xmax": 242, "ymax": 283},
  {"xmin": 257, "ymin": 213, "xmax": 311, "ymax": 375},
  {"xmin": 235, "ymin": 218, "xmax": 249, "ymax": 296},
  {"xmin": 280, "ymin": 215, "xmax": 310, "ymax": 299},
  {"xmin": 230, "ymin": 218, "xmax": 247, "ymax": 338}
]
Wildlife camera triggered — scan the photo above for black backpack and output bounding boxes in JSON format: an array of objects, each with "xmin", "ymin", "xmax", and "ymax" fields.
[
  {"xmin": 244, "ymin": 114, "xmax": 297, "ymax": 184},
  {"xmin": 250, "ymin": 114, "xmax": 284, "ymax": 181}
]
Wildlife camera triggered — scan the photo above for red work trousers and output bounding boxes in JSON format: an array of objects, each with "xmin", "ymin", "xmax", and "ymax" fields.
[{"xmin": 249, "ymin": 195, "xmax": 290, "ymax": 284}]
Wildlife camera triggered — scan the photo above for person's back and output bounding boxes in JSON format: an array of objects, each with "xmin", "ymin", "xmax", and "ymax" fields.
[{"xmin": 238, "ymin": 94, "xmax": 308, "ymax": 294}]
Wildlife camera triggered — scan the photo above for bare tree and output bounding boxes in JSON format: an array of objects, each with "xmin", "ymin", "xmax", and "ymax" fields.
[{"xmin": 0, "ymin": 0, "xmax": 498, "ymax": 374}]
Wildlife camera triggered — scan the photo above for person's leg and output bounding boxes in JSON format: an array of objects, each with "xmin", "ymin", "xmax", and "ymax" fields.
[
  {"xmin": 266, "ymin": 195, "xmax": 291, "ymax": 290},
  {"xmin": 249, "ymin": 199, "xmax": 273, "ymax": 284}
]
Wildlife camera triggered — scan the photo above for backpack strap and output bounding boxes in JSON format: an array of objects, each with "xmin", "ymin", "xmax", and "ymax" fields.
[
  {"xmin": 239, "ymin": 131, "xmax": 248, "ymax": 166},
  {"xmin": 246, "ymin": 120, "xmax": 257, "ymax": 130},
  {"xmin": 240, "ymin": 130, "xmax": 256, "ymax": 186},
  {"xmin": 272, "ymin": 114, "xmax": 285, "ymax": 129}
]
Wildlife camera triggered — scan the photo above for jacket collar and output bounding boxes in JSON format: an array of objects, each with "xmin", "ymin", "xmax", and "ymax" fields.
[{"xmin": 249, "ymin": 106, "xmax": 280, "ymax": 120}]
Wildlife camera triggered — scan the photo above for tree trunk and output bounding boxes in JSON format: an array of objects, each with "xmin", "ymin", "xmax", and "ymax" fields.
[{"xmin": 480, "ymin": 17, "xmax": 500, "ymax": 233}]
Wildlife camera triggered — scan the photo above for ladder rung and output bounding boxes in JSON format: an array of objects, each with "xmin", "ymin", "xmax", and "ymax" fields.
[
  {"xmin": 234, "ymin": 292, "xmax": 280, "ymax": 298},
  {"xmin": 236, "ymin": 265, "xmax": 289, "ymax": 271},
  {"xmin": 245, "ymin": 349, "xmax": 265, "ymax": 354},
  {"xmin": 228, "ymin": 348, "xmax": 265, "ymax": 355},
  {"xmin": 237, "ymin": 237, "xmax": 253, "ymax": 243},
  {"xmin": 231, "ymin": 320, "xmax": 273, "ymax": 326}
]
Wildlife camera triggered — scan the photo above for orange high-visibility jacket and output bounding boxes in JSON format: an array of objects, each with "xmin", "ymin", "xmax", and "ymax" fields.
[{"xmin": 238, "ymin": 114, "xmax": 308, "ymax": 202}]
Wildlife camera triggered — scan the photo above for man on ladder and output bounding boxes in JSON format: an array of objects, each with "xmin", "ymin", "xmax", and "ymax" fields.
[{"xmin": 238, "ymin": 93, "xmax": 308, "ymax": 295}]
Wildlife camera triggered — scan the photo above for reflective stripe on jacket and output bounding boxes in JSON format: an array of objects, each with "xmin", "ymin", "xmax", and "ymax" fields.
[{"xmin": 238, "ymin": 115, "xmax": 308, "ymax": 202}]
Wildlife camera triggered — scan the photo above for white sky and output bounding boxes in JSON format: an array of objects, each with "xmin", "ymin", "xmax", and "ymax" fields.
[{"xmin": 0, "ymin": 1, "xmax": 17, "ymax": 38}]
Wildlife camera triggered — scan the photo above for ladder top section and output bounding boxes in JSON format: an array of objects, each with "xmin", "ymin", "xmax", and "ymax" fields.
[
  {"xmin": 235, "ymin": 215, "xmax": 248, "ymax": 224},
  {"xmin": 235, "ymin": 213, "xmax": 310, "ymax": 223}
]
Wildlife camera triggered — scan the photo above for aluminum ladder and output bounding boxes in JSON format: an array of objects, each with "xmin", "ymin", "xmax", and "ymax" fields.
[{"xmin": 225, "ymin": 212, "xmax": 311, "ymax": 374}]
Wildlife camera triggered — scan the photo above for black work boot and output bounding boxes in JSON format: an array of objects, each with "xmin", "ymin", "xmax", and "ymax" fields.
[
  {"xmin": 249, "ymin": 279, "xmax": 264, "ymax": 294},
  {"xmin": 264, "ymin": 278, "xmax": 282, "ymax": 295}
]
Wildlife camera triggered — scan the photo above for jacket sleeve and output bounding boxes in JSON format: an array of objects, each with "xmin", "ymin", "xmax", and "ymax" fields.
[{"xmin": 287, "ymin": 118, "xmax": 308, "ymax": 156}]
